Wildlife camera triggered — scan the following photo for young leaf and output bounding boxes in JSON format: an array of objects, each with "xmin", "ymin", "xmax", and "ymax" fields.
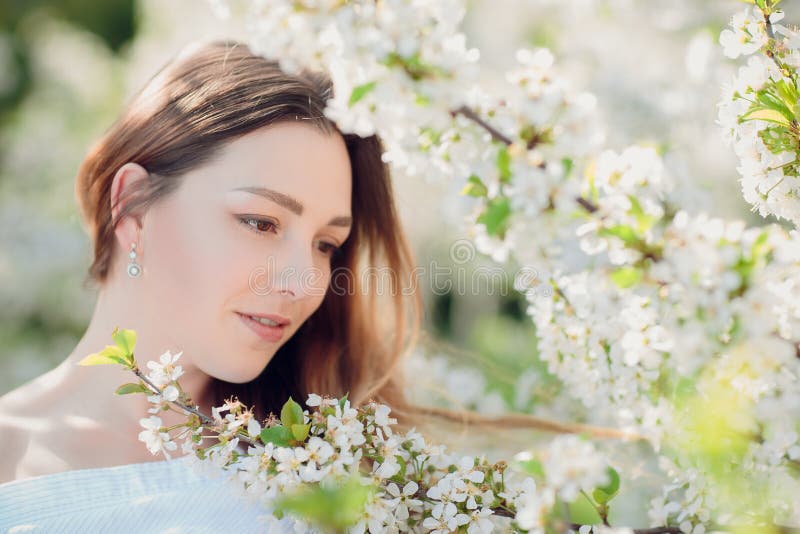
[
  {"xmin": 78, "ymin": 345, "xmax": 129, "ymax": 366},
  {"xmin": 460, "ymin": 174, "xmax": 488, "ymax": 197},
  {"xmin": 349, "ymin": 81, "xmax": 377, "ymax": 107},
  {"xmin": 598, "ymin": 224, "xmax": 639, "ymax": 246},
  {"xmin": 260, "ymin": 425, "xmax": 293, "ymax": 447},
  {"xmin": 291, "ymin": 423, "xmax": 311, "ymax": 442},
  {"xmin": 115, "ymin": 382, "xmax": 150, "ymax": 395},
  {"xmin": 610, "ymin": 267, "xmax": 642, "ymax": 289},
  {"xmin": 496, "ymin": 146, "xmax": 512, "ymax": 184},
  {"xmin": 111, "ymin": 327, "xmax": 137, "ymax": 356},
  {"xmin": 281, "ymin": 397, "xmax": 304, "ymax": 429},
  {"xmin": 514, "ymin": 457, "xmax": 545, "ymax": 478},
  {"xmin": 274, "ymin": 475, "xmax": 375, "ymax": 531},
  {"xmin": 598, "ymin": 466, "xmax": 621, "ymax": 497},
  {"xmin": 742, "ymin": 108, "xmax": 793, "ymax": 128},
  {"xmin": 477, "ymin": 197, "xmax": 512, "ymax": 239}
]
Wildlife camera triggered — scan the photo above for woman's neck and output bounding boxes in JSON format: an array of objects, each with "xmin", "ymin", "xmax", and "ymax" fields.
[{"xmin": 51, "ymin": 287, "xmax": 216, "ymax": 461}]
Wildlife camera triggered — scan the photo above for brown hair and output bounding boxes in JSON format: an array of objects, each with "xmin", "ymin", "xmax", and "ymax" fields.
[{"xmin": 75, "ymin": 39, "xmax": 421, "ymax": 429}]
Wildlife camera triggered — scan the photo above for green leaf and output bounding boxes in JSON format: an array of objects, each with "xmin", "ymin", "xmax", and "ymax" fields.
[
  {"xmin": 568, "ymin": 491, "xmax": 603, "ymax": 525},
  {"xmin": 610, "ymin": 267, "xmax": 642, "ymax": 289},
  {"xmin": 592, "ymin": 488, "xmax": 611, "ymax": 505},
  {"xmin": 562, "ymin": 158, "xmax": 574, "ymax": 178},
  {"xmin": 274, "ymin": 476, "xmax": 376, "ymax": 530},
  {"xmin": 291, "ymin": 423, "xmax": 311, "ymax": 442},
  {"xmin": 77, "ymin": 345, "xmax": 129, "ymax": 366},
  {"xmin": 627, "ymin": 195, "xmax": 656, "ymax": 233},
  {"xmin": 260, "ymin": 425, "xmax": 293, "ymax": 447},
  {"xmin": 754, "ymin": 90, "xmax": 794, "ymax": 124},
  {"xmin": 111, "ymin": 327, "xmax": 136, "ymax": 365},
  {"xmin": 598, "ymin": 225, "xmax": 639, "ymax": 246},
  {"xmin": 598, "ymin": 466, "xmax": 620, "ymax": 497},
  {"xmin": 281, "ymin": 397, "xmax": 304, "ymax": 429},
  {"xmin": 742, "ymin": 108, "xmax": 792, "ymax": 128},
  {"xmin": 514, "ymin": 457, "xmax": 545, "ymax": 477},
  {"xmin": 114, "ymin": 382, "xmax": 150, "ymax": 395},
  {"xmin": 496, "ymin": 146, "xmax": 512, "ymax": 184},
  {"xmin": 338, "ymin": 392, "xmax": 350, "ymax": 411},
  {"xmin": 348, "ymin": 82, "xmax": 376, "ymax": 107},
  {"xmin": 461, "ymin": 174, "xmax": 489, "ymax": 197},
  {"xmin": 477, "ymin": 197, "xmax": 512, "ymax": 239},
  {"xmin": 672, "ymin": 376, "xmax": 697, "ymax": 405}
]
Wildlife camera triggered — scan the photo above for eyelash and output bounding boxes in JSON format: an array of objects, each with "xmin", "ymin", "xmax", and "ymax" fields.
[{"xmin": 236, "ymin": 216, "xmax": 343, "ymax": 259}]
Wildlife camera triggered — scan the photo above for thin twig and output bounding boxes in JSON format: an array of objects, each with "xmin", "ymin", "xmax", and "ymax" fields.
[
  {"xmin": 415, "ymin": 404, "xmax": 642, "ymax": 441},
  {"xmin": 132, "ymin": 367, "xmax": 259, "ymax": 447},
  {"xmin": 451, "ymin": 105, "xmax": 599, "ymax": 213},
  {"xmin": 569, "ymin": 524, "xmax": 681, "ymax": 534},
  {"xmin": 452, "ymin": 105, "xmax": 514, "ymax": 145},
  {"xmin": 133, "ymin": 367, "xmax": 214, "ymax": 425}
]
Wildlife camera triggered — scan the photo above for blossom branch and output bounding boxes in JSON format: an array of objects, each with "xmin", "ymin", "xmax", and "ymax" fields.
[
  {"xmin": 451, "ymin": 105, "xmax": 600, "ymax": 213},
  {"xmin": 131, "ymin": 366, "xmax": 259, "ymax": 447}
]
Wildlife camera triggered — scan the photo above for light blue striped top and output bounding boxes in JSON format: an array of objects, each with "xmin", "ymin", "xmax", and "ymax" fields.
[{"xmin": 0, "ymin": 454, "xmax": 297, "ymax": 533}]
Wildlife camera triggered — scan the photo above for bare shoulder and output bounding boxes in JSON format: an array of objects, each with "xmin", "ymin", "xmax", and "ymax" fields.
[{"xmin": 0, "ymin": 386, "xmax": 33, "ymax": 485}]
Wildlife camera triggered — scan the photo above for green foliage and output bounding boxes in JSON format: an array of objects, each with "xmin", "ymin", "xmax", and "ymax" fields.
[
  {"xmin": 592, "ymin": 467, "xmax": 621, "ymax": 505},
  {"xmin": 597, "ymin": 224, "xmax": 638, "ymax": 247},
  {"xmin": 78, "ymin": 345, "xmax": 129, "ymax": 367},
  {"xmin": 338, "ymin": 392, "xmax": 350, "ymax": 411},
  {"xmin": 260, "ymin": 425, "xmax": 293, "ymax": 447},
  {"xmin": 281, "ymin": 396, "xmax": 305, "ymax": 428},
  {"xmin": 568, "ymin": 491, "xmax": 604, "ymax": 525},
  {"xmin": 610, "ymin": 267, "xmax": 642, "ymax": 289},
  {"xmin": 114, "ymin": 382, "xmax": 150, "ymax": 395},
  {"xmin": 496, "ymin": 145, "xmax": 512, "ymax": 184},
  {"xmin": 477, "ymin": 196, "xmax": 512, "ymax": 238},
  {"xmin": 348, "ymin": 82, "xmax": 377, "ymax": 107},
  {"xmin": 274, "ymin": 476, "xmax": 377, "ymax": 532},
  {"xmin": 291, "ymin": 423, "xmax": 311, "ymax": 442},
  {"xmin": 514, "ymin": 456, "xmax": 545, "ymax": 478},
  {"xmin": 461, "ymin": 174, "xmax": 488, "ymax": 197},
  {"xmin": 78, "ymin": 327, "xmax": 136, "ymax": 368},
  {"xmin": 260, "ymin": 397, "xmax": 311, "ymax": 446},
  {"xmin": 111, "ymin": 327, "xmax": 136, "ymax": 357}
]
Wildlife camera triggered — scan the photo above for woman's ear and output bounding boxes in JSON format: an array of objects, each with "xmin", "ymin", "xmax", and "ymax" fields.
[{"xmin": 110, "ymin": 162, "xmax": 150, "ymax": 256}]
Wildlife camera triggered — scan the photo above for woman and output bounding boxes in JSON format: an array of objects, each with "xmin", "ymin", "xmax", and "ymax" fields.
[{"xmin": 0, "ymin": 39, "xmax": 423, "ymax": 531}]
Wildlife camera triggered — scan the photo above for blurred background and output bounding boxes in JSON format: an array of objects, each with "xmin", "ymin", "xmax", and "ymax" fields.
[{"xmin": 0, "ymin": 0, "xmax": 756, "ymax": 420}]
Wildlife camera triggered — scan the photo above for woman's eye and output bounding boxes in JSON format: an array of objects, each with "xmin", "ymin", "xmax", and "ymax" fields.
[
  {"xmin": 238, "ymin": 216, "xmax": 278, "ymax": 235},
  {"xmin": 317, "ymin": 241, "xmax": 344, "ymax": 260},
  {"xmin": 238, "ymin": 215, "xmax": 343, "ymax": 260}
]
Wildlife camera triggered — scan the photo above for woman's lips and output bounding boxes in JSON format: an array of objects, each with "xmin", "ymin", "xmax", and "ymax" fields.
[{"xmin": 237, "ymin": 312, "xmax": 287, "ymax": 342}]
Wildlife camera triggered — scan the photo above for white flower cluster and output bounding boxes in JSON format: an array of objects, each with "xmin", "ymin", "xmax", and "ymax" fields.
[
  {"xmin": 172, "ymin": 389, "xmax": 616, "ymax": 533},
  {"xmin": 125, "ymin": 345, "xmax": 617, "ymax": 534},
  {"xmin": 717, "ymin": 4, "xmax": 800, "ymax": 225}
]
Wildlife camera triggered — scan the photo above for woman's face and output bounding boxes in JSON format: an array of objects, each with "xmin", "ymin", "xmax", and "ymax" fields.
[{"xmin": 137, "ymin": 122, "xmax": 353, "ymax": 382}]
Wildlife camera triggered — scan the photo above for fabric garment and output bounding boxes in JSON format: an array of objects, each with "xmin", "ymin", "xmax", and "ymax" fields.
[{"xmin": 0, "ymin": 454, "xmax": 296, "ymax": 533}]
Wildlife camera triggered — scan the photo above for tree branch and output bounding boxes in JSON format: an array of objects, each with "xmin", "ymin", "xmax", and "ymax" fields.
[
  {"xmin": 132, "ymin": 367, "xmax": 259, "ymax": 447},
  {"xmin": 451, "ymin": 105, "xmax": 599, "ymax": 213}
]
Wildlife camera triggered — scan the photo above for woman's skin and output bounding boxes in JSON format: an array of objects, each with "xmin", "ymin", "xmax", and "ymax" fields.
[{"xmin": 0, "ymin": 122, "xmax": 353, "ymax": 483}]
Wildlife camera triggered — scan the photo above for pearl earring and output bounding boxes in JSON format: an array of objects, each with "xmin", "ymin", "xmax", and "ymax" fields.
[{"xmin": 127, "ymin": 243, "xmax": 142, "ymax": 278}]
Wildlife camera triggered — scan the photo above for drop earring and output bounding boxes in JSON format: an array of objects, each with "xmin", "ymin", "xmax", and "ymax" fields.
[{"xmin": 127, "ymin": 243, "xmax": 142, "ymax": 278}]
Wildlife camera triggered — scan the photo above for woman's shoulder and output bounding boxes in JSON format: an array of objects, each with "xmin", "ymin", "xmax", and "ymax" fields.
[
  {"xmin": 0, "ymin": 384, "xmax": 35, "ymax": 485},
  {"xmin": 0, "ymin": 375, "xmax": 82, "ymax": 485}
]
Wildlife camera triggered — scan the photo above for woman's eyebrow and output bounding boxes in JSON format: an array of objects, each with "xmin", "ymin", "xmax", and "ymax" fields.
[{"xmin": 231, "ymin": 186, "xmax": 352, "ymax": 227}]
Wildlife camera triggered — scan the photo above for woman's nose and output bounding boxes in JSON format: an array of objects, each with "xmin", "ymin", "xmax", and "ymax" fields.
[{"xmin": 272, "ymin": 240, "xmax": 318, "ymax": 299}]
